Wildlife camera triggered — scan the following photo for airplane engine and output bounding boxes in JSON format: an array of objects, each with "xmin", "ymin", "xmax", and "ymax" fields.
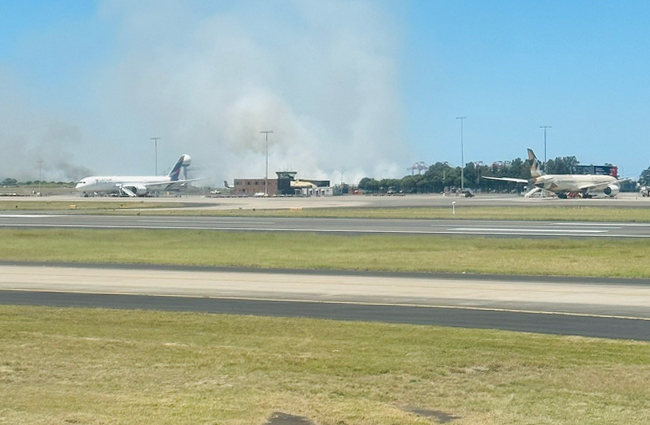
[
  {"xmin": 123, "ymin": 185, "xmax": 148, "ymax": 197},
  {"xmin": 603, "ymin": 184, "xmax": 620, "ymax": 197}
]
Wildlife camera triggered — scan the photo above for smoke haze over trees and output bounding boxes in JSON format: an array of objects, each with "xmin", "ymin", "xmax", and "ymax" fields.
[
  {"xmin": 0, "ymin": 1, "xmax": 407, "ymax": 185},
  {"xmin": 358, "ymin": 154, "xmax": 594, "ymax": 194},
  {"xmin": 3, "ymin": 1, "xmax": 650, "ymax": 185}
]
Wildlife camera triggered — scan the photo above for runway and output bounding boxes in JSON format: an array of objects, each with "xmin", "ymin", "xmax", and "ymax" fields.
[
  {"xmin": 1, "ymin": 264, "xmax": 649, "ymax": 340},
  {"xmin": 2, "ymin": 214, "xmax": 650, "ymax": 238},
  {"xmin": 2, "ymin": 195, "xmax": 649, "ymax": 340}
]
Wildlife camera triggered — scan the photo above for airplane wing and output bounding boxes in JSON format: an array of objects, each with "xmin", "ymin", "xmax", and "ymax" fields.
[
  {"xmin": 576, "ymin": 180, "xmax": 623, "ymax": 191},
  {"xmin": 144, "ymin": 178, "xmax": 204, "ymax": 190},
  {"xmin": 482, "ymin": 176, "xmax": 529, "ymax": 184}
]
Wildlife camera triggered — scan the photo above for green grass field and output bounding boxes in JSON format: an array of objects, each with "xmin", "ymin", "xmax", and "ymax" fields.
[
  {"xmin": 2, "ymin": 219, "xmax": 649, "ymax": 424},
  {"xmin": 2, "ymin": 228, "xmax": 650, "ymax": 278},
  {"xmin": 1, "ymin": 306, "xmax": 648, "ymax": 425}
]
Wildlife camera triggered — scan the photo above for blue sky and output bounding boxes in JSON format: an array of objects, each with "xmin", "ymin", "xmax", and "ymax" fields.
[
  {"xmin": 402, "ymin": 0, "xmax": 650, "ymax": 176},
  {"xmin": 1, "ymin": 0, "xmax": 649, "ymax": 182}
]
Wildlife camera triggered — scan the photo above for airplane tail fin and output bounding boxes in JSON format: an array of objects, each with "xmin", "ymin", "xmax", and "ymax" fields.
[
  {"xmin": 527, "ymin": 148, "xmax": 544, "ymax": 178},
  {"xmin": 168, "ymin": 154, "xmax": 191, "ymax": 181}
]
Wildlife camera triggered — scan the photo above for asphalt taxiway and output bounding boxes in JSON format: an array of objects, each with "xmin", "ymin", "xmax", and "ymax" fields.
[
  {"xmin": 1, "ymin": 264, "xmax": 649, "ymax": 340},
  {"xmin": 5, "ymin": 191, "xmax": 650, "ymax": 209},
  {"xmin": 2, "ymin": 214, "xmax": 650, "ymax": 238}
]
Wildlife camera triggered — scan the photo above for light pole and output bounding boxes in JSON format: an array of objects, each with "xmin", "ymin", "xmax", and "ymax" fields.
[
  {"xmin": 38, "ymin": 159, "xmax": 43, "ymax": 196},
  {"xmin": 260, "ymin": 131, "xmax": 273, "ymax": 196},
  {"xmin": 456, "ymin": 116, "xmax": 467, "ymax": 191},
  {"xmin": 151, "ymin": 137, "xmax": 161, "ymax": 175},
  {"xmin": 540, "ymin": 126, "xmax": 551, "ymax": 164}
]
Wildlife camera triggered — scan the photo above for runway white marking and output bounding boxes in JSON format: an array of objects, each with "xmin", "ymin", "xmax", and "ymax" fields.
[
  {"xmin": 134, "ymin": 219, "xmax": 276, "ymax": 225},
  {"xmin": 554, "ymin": 222, "xmax": 647, "ymax": 227},
  {"xmin": 0, "ymin": 214, "xmax": 62, "ymax": 218},
  {"xmin": 2, "ymin": 223, "xmax": 649, "ymax": 238},
  {"xmin": 449, "ymin": 227, "xmax": 607, "ymax": 233}
]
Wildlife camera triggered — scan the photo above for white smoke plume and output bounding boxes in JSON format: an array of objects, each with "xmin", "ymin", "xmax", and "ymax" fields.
[
  {"xmin": 0, "ymin": 71, "xmax": 91, "ymax": 181},
  {"xmin": 1, "ymin": 0, "xmax": 409, "ymax": 185}
]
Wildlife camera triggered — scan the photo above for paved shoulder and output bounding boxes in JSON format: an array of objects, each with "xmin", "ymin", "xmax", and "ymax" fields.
[{"xmin": 1, "ymin": 264, "xmax": 649, "ymax": 340}]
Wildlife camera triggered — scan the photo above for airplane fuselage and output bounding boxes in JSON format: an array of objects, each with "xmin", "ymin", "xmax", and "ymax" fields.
[
  {"xmin": 75, "ymin": 154, "xmax": 193, "ymax": 197},
  {"xmin": 532, "ymin": 174, "xmax": 619, "ymax": 197},
  {"xmin": 483, "ymin": 149, "xmax": 622, "ymax": 199},
  {"xmin": 76, "ymin": 176, "xmax": 173, "ymax": 193}
]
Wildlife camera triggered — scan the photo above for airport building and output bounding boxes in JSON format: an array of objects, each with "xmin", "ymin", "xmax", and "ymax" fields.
[
  {"xmin": 575, "ymin": 165, "xmax": 618, "ymax": 177},
  {"xmin": 234, "ymin": 171, "xmax": 331, "ymax": 196},
  {"xmin": 233, "ymin": 178, "xmax": 278, "ymax": 196}
]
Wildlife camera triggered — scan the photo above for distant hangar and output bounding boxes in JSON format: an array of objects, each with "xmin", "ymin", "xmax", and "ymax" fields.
[{"xmin": 234, "ymin": 171, "xmax": 331, "ymax": 196}]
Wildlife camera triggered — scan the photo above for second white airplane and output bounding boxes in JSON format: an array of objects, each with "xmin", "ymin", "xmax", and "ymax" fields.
[
  {"xmin": 76, "ymin": 154, "xmax": 196, "ymax": 197},
  {"xmin": 484, "ymin": 149, "xmax": 624, "ymax": 198}
]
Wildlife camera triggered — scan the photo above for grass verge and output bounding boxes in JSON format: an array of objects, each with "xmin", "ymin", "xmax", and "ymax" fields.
[
  {"xmin": 2, "ymin": 228, "xmax": 650, "ymax": 278},
  {"xmin": 0, "ymin": 200, "xmax": 194, "ymax": 211},
  {"xmin": 1, "ymin": 305, "xmax": 648, "ymax": 425}
]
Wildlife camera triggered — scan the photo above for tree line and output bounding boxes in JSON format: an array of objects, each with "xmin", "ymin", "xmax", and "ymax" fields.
[
  {"xmin": 358, "ymin": 155, "xmax": 642, "ymax": 194},
  {"xmin": 1, "ymin": 178, "xmax": 74, "ymax": 187}
]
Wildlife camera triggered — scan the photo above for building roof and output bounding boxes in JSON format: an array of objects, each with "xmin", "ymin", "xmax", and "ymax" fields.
[{"xmin": 290, "ymin": 180, "xmax": 317, "ymax": 188}]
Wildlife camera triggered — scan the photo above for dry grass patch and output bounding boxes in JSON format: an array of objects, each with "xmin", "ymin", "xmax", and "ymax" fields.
[
  {"xmin": 0, "ymin": 200, "xmax": 193, "ymax": 211},
  {"xmin": 0, "ymin": 306, "xmax": 649, "ymax": 424}
]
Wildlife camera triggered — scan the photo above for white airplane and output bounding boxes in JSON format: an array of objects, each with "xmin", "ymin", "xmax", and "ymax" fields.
[
  {"xmin": 483, "ymin": 149, "xmax": 624, "ymax": 198},
  {"xmin": 76, "ymin": 154, "xmax": 195, "ymax": 197}
]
